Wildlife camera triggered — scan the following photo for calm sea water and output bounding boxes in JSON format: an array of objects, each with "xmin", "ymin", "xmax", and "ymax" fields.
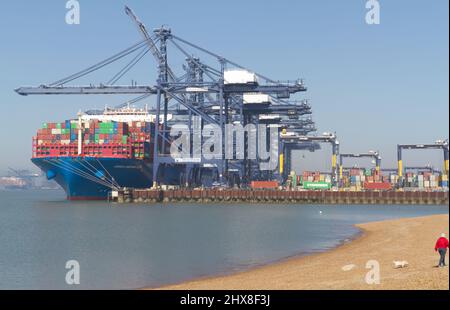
[{"xmin": 0, "ymin": 189, "xmax": 448, "ymax": 289}]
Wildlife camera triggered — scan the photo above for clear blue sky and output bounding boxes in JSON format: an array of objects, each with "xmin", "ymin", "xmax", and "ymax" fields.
[{"xmin": 0, "ymin": 0, "xmax": 448, "ymax": 174}]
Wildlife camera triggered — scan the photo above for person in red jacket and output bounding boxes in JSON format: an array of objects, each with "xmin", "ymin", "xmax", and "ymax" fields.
[{"xmin": 435, "ymin": 233, "xmax": 449, "ymax": 267}]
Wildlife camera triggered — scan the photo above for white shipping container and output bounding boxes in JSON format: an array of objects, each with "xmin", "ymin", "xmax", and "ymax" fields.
[
  {"xmin": 60, "ymin": 140, "xmax": 71, "ymax": 145},
  {"xmin": 51, "ymin": 129, "xmax": 61, "ymax": 135},
  {"xmin": 424, "ymin": 181, "xmax": 430, "ymax": 188},
  {"xmin": 224, "ymin": 70, "xmax": 258, "ymax": 85},
  {"xmin": 243, "ymin": 93, "xmax": 271, "ymax": 104}
]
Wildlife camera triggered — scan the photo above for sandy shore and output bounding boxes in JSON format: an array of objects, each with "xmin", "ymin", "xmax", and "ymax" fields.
[{"xmin": 155, "ymin": 214, "xmax": 449, "ymax": 290}]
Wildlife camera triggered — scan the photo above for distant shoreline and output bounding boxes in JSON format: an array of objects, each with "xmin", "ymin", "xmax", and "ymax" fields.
[{"xmin": 153, "ymin": 214, "xmax": 449, "ymax": 290}]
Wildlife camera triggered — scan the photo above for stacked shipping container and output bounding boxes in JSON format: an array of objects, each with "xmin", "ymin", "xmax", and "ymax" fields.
[
  {"xmin": 290, "ymin": 171, "xmax": 332, "ymax": 190},
  {"xmin": 33, "ymin": 119, "xmax": 154, "ymax": 160},
  {"xmin": 404, "ymin": 172, "xmax": 447, "ymax": 189},
  {"xmin": 340, "ymin": 168, "xmax": 390, "ymax": 191},
  {"xmin": 288, "ymin": 168, "xmax": 447, "ymax": 191}
]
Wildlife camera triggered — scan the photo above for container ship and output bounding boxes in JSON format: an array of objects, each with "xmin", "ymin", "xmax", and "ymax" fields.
[{"xmin": 31, "ymin": 107, "xmax": 182, "ymax": 200}]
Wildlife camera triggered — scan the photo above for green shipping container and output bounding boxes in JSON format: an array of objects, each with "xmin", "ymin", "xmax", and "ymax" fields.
[
  {"xmin": 42, "ymin": 123, "xmax": 48, "ymax": 129},
  {"xmin": 56, "ymin": 123, "xmax": 62, "ymax": 129},
  {"xmin": 122, "ymin": 136, "xmax": 128, "ymax": 144},
  {"xmin": 303, "ymin": 181, "xmax": 331, "ymax": 190},
  {"xmin": 100, "ymin": 129, "xmax": 114, "ymax": 134}
]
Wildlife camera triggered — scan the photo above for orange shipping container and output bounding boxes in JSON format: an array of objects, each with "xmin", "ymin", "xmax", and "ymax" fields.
[
  {"xmin": 364, "ymin": 182, "xmax": 392, "ymax": 190},
  {"xmin": 250, "ymin": 181, "xmax": 279, "ymax": 189}
]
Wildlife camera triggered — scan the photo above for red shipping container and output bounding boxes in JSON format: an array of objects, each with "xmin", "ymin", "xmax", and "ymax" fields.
[
  {"xmin": 364, "ymin": 182, "xmax": 392, "ymax": 190},
  {"xmin": 250, "ymin": 181, "xmax": 279, "ymax": 189}
]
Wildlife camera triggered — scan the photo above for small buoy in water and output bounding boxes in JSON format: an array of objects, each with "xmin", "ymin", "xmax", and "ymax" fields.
[{"xmin": 319, "ymin": 210, "xmax": 323, "ymax": 214}]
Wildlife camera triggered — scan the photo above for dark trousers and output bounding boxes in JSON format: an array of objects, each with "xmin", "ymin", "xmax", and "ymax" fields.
[{"xmin": 438, "ymin": 248, "xmax": 447, "ymax": 267}]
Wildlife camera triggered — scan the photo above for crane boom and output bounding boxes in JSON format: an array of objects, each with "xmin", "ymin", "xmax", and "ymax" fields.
[
  {"xmin": 124, "ymin": 6, "xmax": 178, "ymax": 83},
  {"xmin": 15, "ymin": 85, "xmax": 157, "ymax": 96}
]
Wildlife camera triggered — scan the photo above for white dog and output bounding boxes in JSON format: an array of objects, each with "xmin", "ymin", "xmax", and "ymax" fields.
[{"xmin": 393, "ymin": 260, "xmax": 409, "ymax": 269}]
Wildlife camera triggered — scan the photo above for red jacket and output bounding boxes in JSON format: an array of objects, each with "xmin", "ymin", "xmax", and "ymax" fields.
[{"xmin": 435, "ymin": 237, "xmax": 449, "ymax": 251}]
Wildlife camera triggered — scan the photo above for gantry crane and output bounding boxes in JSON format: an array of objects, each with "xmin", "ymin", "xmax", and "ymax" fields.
[
  {"xmin": 397, "ymin": 140, "xmax": 449, "ymax": 181},
  {"xmin": 402, "ymin": 165, "xmax": 441, "ymax": 174},
  {"xmin": 280, "ymin": 132, "xmax": 340, "ymax": 186},
  {"xmin": 16, "ymin": 6, "xmax": 316, "ymax": 188},
  {"xmin": 339, "ymin": 151, "xmax": 381, "ymax": 180}
]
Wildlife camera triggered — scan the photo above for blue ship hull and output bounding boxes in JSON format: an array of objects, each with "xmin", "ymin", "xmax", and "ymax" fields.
[{"xmin": 32, "ymin": 157, "xmax": 181, "ymax": 200}]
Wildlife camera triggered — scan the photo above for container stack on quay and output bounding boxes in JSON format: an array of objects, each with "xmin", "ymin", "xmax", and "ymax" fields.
[
  {"xmin": 404, "ymin": 171, "xmax": 447, "ymax": 190},
  {"xmin": 295, "ymin": 168, "xmax": 393, "ymax": 192},
  {"xmin": 284, "ymin": 168, "xmax": 449, "ymax": 192},
  {"xmin": 340, "ymin": 168, "xmax": 391, "ymax": 191},
  {"xmin": 441, "ymin": 174, "xmax": 449, "ymax": 188},
  {"xmin": 390, "ymin": 174, "xmax": 400, "ymax": 186},
  {"xmin": 33, "ymin": 120, "xmax": 154, "ymax": 159},
  {"xmin": 286, "ymin": 171, "xmax": 332, "ymax": 190},
  {"xmin": 300, "ymin": 171, "xmax": 332, "ymax": 189},
  {"xmin": 338, "ymin": 168, "xmax": 448, "ymax": 191}
]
